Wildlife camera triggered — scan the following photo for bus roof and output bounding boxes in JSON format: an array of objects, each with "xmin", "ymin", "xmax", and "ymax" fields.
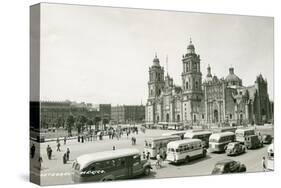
[
  {"xmin": 167, "ymin": 139, "xmax": 202, "ymax": 148},
  {"xmin": 145, "ymin": 135, "xmax": 180, "ymax": 142},
  {"xmin": 184, "ymin": 131, "xmax": 212, "ymax": 137},
  {"xmin": 209, "ymin": 132, "xmax": 235, "ymax": 140},
  {"xmin": 235, "ymin": 127, "xmax": 255, "ymax": 133},
  {"xmin": 76, "ymin": 148, "xmax": 140, "ymax": 170},
  {"xmin": 162, "ymin": 131, "xmax": 187, "ymax": 136}
]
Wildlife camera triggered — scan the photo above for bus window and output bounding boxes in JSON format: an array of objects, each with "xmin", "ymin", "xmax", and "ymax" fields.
[{"xmin": 133, "ymin": 155, "xmax": 141, "ymax": 166}]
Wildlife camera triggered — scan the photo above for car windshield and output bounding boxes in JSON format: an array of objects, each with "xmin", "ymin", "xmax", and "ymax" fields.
[
  {"xmin": 227, "ymin": 143, "xmax": 236, "ymax": 148},
  {"xmin": 213, "ymin": 164, "xmax": 224, "ymax": 173}
]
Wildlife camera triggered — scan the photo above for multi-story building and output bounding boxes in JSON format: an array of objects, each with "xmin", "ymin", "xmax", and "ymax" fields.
[
  {"xmin": 40, "ymin": 101, "xmax": 100, "ymax": 129},
  {"xmin": 111, "ymin": 105, "xmax": 145, "ymax": 124},
  {"xmin": 145, "ymin": 40, "xmax": 273, "ymax": 128}
]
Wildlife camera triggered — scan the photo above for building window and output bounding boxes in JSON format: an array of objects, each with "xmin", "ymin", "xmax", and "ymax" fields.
[
  {"xmin": 202, "ymin": 114, "xmax": 204, "ymax": 119},
  {"xmin": 195, "ymin": 81, "xmax": 198, "ymax": 89},
  {"xmin": 193, "ymin": 115, "xmax": 196, "ymax": 122},
  {"xmin": 186, "ymin": 63, "xmax": 189, "ymax": 72},
  {"xmin": 186, "ymin": 82, "xmax": 189, "ymax": 89},
  {"xmin": 229, "ymin": 114, "xmax": 232, "ymax": 119}
]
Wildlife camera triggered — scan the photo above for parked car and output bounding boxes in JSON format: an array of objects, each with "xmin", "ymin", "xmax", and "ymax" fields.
[
  {"xmin": 245, "ymin": 135, "xmax": 263, "ymax": 149},
  {"xmin": 262, "ymin": 134, "xmax": 273, "ymax": 144},
  {"xmin": 226, "ymin": 142, "xmax": 246, "ymax": 156},
  {"xmin": 212, "ymin": 159, "xmax": 246, "ymax": 174}
]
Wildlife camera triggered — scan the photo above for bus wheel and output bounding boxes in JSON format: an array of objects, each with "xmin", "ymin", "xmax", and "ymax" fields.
[
  {"xmin": 185, "ymin": 156, "xmax": 190, "ymax": 163},
  {"xmin": 144, "ymin": 167, "xmax": 151, "ymax": 176},
  {"xmin": 202, "ymin": 150, "xmax": 207, "ymax": 157}
]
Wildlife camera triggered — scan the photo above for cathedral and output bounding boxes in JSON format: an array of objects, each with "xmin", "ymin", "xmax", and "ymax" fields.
[{"xmin": 145, "ymin": 40, "xmax": 274, "ymax": 128}]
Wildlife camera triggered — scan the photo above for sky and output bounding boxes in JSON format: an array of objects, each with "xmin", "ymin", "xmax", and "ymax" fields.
[{"xmin": 40, "ymin": 3, "xmax": 274, "ymax": 105}]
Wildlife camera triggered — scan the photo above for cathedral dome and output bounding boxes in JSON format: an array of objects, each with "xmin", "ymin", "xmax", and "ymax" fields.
[
  {"xmin": 152, "ymin": 54, "xmax": 160, "ymax": 67},
  {"xmin": 187, "ymin": 43, "xmax": 195, "ymax": 50},
  {"xmin": 187, "ymin": 38, "xmax": 195, "ymax": 54},
  {"xmin": 225, "ymin": 67, "xmax": 242, "ymax": 86}
]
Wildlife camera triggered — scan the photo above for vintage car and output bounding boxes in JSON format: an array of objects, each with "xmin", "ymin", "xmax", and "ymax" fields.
[
  {"xmin": 262, "ymin": 134, "xmax": 273, "ymax": 144},
  {"xmin": 211, "ymin": 159, "xmax": 246, "ymax": 174},
  {"xmin": 225, "ymin": 142, "xmax": 246, "ymax": 156},
  {"xmin": 245, "ymin": 135, "xmax": 263, "ymax": 149}
]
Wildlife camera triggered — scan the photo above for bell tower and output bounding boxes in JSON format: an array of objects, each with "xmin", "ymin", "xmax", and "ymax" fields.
[
  {"xmin": 148, "ymin": 54, "xmax": 165, "ymax": 99},
  {"xmin": 181, "ymin": 39, "xmax": 203, "ymax": 98},
  {"xmin": 181, "ymin": 39, "xmax": 203, "ymax": 125}
]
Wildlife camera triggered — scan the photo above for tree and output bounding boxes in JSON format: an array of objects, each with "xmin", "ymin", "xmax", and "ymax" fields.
[
  {"xmin": 76, "ymin": 115, "xmax": 88, "ymax": 134},
  {"xmin": 66, "ymin": 115, "xmax": 75, "ymax": 136},
  {"xmin": 94, "ymin": 116, "xmax": 101, "ymax": 130},
  {"xmin": 102, "ymin": 118, "xmax": 109, "ymax": 130},
  {"xmin": 86, "ymin": 119, "xmax": 93, "ymax": 131}
]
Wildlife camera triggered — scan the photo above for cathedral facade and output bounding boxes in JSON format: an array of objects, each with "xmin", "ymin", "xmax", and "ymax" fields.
[{"xmin": 145, "ymin": 40, "xmax": 274, "ymax": 128}]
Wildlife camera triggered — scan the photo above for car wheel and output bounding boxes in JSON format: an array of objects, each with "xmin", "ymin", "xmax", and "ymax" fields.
[
  {"xmin": 144, "ymin": 167, "xmax": 151, "ymax": 176},
  {"xmin": 185, "ymin": 156, "xmax": 190, "ymax": 163},
  {"xmin": 202, "ymin": 149, "xmax": 207, "ymax": 157}
]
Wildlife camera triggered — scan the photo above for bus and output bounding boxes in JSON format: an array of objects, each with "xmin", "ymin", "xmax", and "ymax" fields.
[
  {"xmin": 166, "ymin": 139, "xmax": 207, "ymax": 164},
  {"xmin": 184, "ymin": 131, "xmax": 212, "ymax": 148},
  {"xmin": 144, "ymin": 135, "xmax": 181, "ymax": 158},
  {"xmin": 235, "ymin": 128, "xmax": 255, "ymax": 143},
  {"xmin": 162, "ymin": 130, "xmax": 187, "ymax": 139},
  {"xmin": 209, "ymin": 132, "xmax": 235, "ymax": 152},
  {"xmin": 267, "ymin": 143, "xmax": 274, "ymax": 171},
  {"xmin": 71, "ymin": 148, "xmax": 152, "ymax": 182},
  {"xmin": 213, "ymin": 127, "xmax": 237, "ymax": 133}
]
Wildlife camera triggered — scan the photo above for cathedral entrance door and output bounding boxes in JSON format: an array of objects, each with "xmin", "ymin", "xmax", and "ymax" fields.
[
  {"xmin": 166, "ymin": 114, "xmax": 170, "ymax": 122},
  {"xmin": 177, "ymin": 115, "xmax": 180, "ymax": 122},
  {"xmin": 214, "ymin": 110, "xmax": 218, "ymax": 123}
]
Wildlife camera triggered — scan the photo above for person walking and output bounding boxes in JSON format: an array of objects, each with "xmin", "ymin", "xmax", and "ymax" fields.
[
  {"xmin": 146, "ymin": 152, "xmax": 150, "ymax": 161},
  {"xmin": 156, "ymin": 153, "xmax": 162, "ymax": 169},
  {"xmin": 262, "ymin": 156, "xmax": 267, "ymax": 172},
  {"xmin": 46, "ymin": 145, "xmax": 51, "ymax": 160},
  {"xmin": 63, "ymin": 153, "xmax": 67, "ymax": 164},
  {"xmin": 57, "ymin": 141, "xmax": 61, "ymax": 152},
  {"xmin": 30, "ymin": 144, "xmax": 35, "ymax": 159},
  {"xmin": 112, "ymin": 145, "xmax": 116, "ymax": 150},
  {"xmin": 64, "ymin": 136, "xmax": 67, "ymax": 145},
  {"xmin": 66, "ymin": 148, "xmax": 70, "ymax": 161},
  {"xmin": 38, "ymin": 156, "xmax": 43, "ymax": 170}
]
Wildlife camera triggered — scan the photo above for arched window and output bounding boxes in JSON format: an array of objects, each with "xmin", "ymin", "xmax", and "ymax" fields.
[
  {"xmin": 186, "ymin": 82, "xmax": 189, "ymax": 89},
  {"xmin": 195, "ymin": 81, "xmax": 199, "ymax": 89}
]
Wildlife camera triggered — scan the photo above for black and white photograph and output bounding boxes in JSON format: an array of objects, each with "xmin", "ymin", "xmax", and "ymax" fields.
[{"xmin": 29, "ymin": 2, "xmax": 274, "ymax": 186}]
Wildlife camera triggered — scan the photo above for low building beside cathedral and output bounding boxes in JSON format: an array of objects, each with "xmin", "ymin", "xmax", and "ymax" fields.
[{"xmin": 145, "ymin": 41, "xmax": 274, "ymax": 128}]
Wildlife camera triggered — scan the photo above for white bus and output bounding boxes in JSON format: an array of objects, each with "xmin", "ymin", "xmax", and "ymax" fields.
[
  {"xmin": 166, "ymin": 139, "xmax": 207, "ymax": 164},
  {"xmin": 184, "ymin": 131, "xmax": 212, "ymax": 148},
  {"xmin": 209, "ymin": 132, "xmax": 235, "ymax": 152},
  {"xmin": 144, "ymin": 135, "xmax": 181, "ymax": 158},
  {"xmin": 235, "ymin": 128, "xmax": 255, "ymax": 143},
  {"xmin": 71, "ymin": 148, "xmax": 152, "ymax": 182},
  {"xmin": 267, "ymin": 143, "xmax": 274, "ymax": 171},
  {"xmin": 162, "ymin": 130, "xmax": 187, "ymax": 139}
]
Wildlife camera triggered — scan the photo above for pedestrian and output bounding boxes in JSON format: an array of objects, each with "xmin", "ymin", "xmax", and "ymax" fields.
[
  {"xmin": 64, "ymin": 136, "xmax": 67, "ymax": 145},
  {"xmin": 112, "ymin": 145, "xmax": 116, "ymax": 150},
  {"xmin": 81, "ymin": 135, "xmax": 84, "ymax": 143},
  {"xmin": 46, "ymin": 145, "xmax": 51, "ymax": 160},
  {"xmin": 78, "ymin": 135, "xmax": 80, "ymax": 142},
  {"xmin": 57, "ymin": 141, "xmax": 61, "ymax": 152},
  {"xmin": 66, "ymin": 148, "xmax": 70, "ymax": 161},
  {"xmin": 63, "ymin": 153, "xmax": 67, "ymax": 164},
  {"xmin": 30, "ymin": 144, "xmax": 35, "ymax": 159},
  {"xmin": 146, "ymin": 152, "xmax": 150, "ymax": 161},
  {"xmin": 142, "ymin": 151, "xmax": 146, "ymax": 160},
  {"xmin": 38, "ymin": 156, "xmax": 43, "ymax": 170},
  {"xmin": 156, "ymin": 153, "xmax": 162, "ymax": 168},
  {"xmin": 48, "ymin": 147, "xmax": 52, "ymax": 160},
  {"xmin": 262, "ymin": 156, "xmax": 267, "ymax": 172}
]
